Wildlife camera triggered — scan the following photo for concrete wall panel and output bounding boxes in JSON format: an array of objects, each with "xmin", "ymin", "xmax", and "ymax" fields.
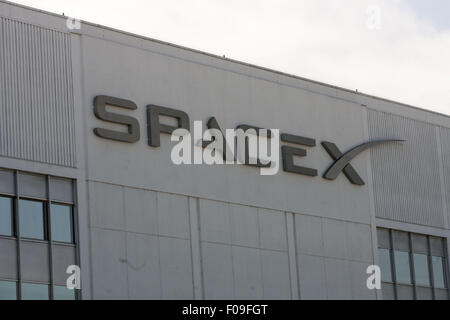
[
  {"xmin": 156, "ymin": 193, "xmax": 190, "ymax": 239},
  {"xmin": 297, "ymin": 254, "xmax": 326, "ymax": 300},
  {"xmin": 89, "ymin": 182, "xmax": 124, "ymax": 230},
  {"xmin": 260, "ymin": 250, "xmax": 291, "ymax": 299},
  {"xmin": 158, "ymin": 236, "xmax": 193, "ymax": 299},
  {"xmin": 125, "ymin": 233, "xmax": 161, "ymax": 299},
  {"xmin": 201, "ymin": 242, "xmax": 234, "ymax": 299},
  {"xmin": 0, "ymin": 238, "xmax": 17, "ymax": 279},
  {"xmin": 295, "ymin": 214, "xmax": 324, "ymax": 256},
  {"xmin": 123, "ymin": 187, "xmax": 158, "ymax": 235},
  {"xmin": 91, "ymin": 228, "xmax": 128, "ymax": 299},
  {"xmin": 232, "ymin": 246, "xmax": 263, "ymax": 300}
]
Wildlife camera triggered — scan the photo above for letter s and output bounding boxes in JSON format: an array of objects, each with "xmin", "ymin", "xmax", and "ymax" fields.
[{"xmin": 93, "ymin": 95, "xmax": 140, "ymax": 143}]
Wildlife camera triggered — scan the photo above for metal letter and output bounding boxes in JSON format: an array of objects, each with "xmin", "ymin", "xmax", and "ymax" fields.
[
  {"xmin": 93, "ymin": 95, "xmax": 140, "ymax": 143},
  {"xmin": 147, "ymin": 105, "xmax": 190, "ymax": 147},
  {"xmin": 236, "ymin": 124, "xmax": 272, "ymax": 168},
  {"xmin": 281, "ymin": 133, "xmax": 318, "ymax": 176}
]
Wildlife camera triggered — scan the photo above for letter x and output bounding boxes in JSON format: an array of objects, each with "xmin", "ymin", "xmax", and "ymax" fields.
[{"xmin": 321, "ymin": 142, "xmax": 365, "ymax": 185}]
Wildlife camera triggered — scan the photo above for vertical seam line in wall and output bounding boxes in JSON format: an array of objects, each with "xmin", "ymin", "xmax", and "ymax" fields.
[
  {"xmin": 66, "ymin": 33, "xmax": 76, "ymax": 167},
  {"xmin": 435, "ymin": 127, "xmax": 449, "ymax": 230},
  {"xmin": 122, "ymin": 186, "xmax": 129, "ymax": 299},
  {"xmin": 258, "ymin": 220, "xmax": 264, "ymax": 300},
  {"xmin": 54, "ymin": 31, "xmax": 63, "ymax": 166},
  {"xmin": 29, "ymin": 24, "xmax": 36, "ymax": 162},
  {"xmin": 228, "ymin": 203, "xmax": 236, "ymax": 299},
  {"xmin": 256, "ymin": 208, "xmax": 263, "ymax": 299},
  {"xmin": 188, "ymin": 196, "xmax": 203, "ymax": 300},
  {"xmin": 196, "ymin": 198, "xmax": 205, "ymax": 300},
  {"xmin": 13, "ymin": 21, "xmax": 21, "ymax": 159},
  {"xmin": 155, "ymin": 192, "xmax": 163, "ymax": 298},
  {"xmin": 42, "ymin": 26, "xmax": 50, "ymax": 163},
  {"xmin": 287, "ymin": 212, "xmax": 300, "ymax": 300},
  {"xmin": 50, "ymin": 30, "xmax": 57, "ymax": 165},
  {"xmin": 320, "ymin": 217, "xmax": 328, "ymax": 300},
  {"xmin": 188, "ymin": 198, "xmax": 195, "ymax": 298},
  {"xmin": 77, "ymin": 33, "xmax": 94, "ymax": 299},
  {"xmin": 7, "ymin": 19, "xmax": 14, "ymax": 158},
  {"xmin": 363, "ymin": 106, "xmax": 382, "ymax": 300}
]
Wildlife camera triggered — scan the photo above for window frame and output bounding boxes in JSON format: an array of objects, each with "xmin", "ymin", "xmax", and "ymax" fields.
[
  {"xmin": 0, "ymin": 168, "xmax": 80, "ymax": 300},
  {"xmin": 17, "ymin": 198, "xmax": 48, "ymax": 241},
  {"xmin": 378, "ymin": 228, "xmax": 449, "ymax": 300},
  {"xmin": 0, "ymin": 195, "xmax": 15, "ymax": 238},
  {"xmin": 49, "ymin": 201, "xmax": 75, "ymax": 244}
]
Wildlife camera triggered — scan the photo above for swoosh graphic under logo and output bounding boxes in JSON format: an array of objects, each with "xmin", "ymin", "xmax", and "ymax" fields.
[{"xmin": 322, "ymin": 139, "xmax": 405, "ymax": 185}]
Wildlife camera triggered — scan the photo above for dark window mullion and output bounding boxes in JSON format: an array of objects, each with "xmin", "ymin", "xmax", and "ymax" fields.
[
  {"xmin": 11, "ymin": 197, "xmax": 14, "ymax": 238},
  {"xmin": 427, "ymin": 236, "xmax": 436, "ymax": 300},
  {"xmin": 72, "ymin": 179, "xmax": 80, "ymax": 300},
  {"xmin": 46, "ymin": 176, "xmax": 54, "ymax": 300},
  {"xmin": 409, "ymin": 233, "xmax": 417, "ymax": 300},
  {"xmin": 70, "ymin": 205, "xmax": 75, "ymax": 244},
  {"xmin": 14, "ymin": 170, "xmax": 22, "ymax": 300},
  {"xmin": 444, "ymin": 238, "xmax": 450, "ymax": 299},
  {"xmin": 388, "ymin": 230, "xmax": 398, "ymax": 299}
]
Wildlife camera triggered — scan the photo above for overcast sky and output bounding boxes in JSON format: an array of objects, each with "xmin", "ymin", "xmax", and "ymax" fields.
[{"xmin": 10, "ymin": 0, "xmax": 450, "ymax": 115}]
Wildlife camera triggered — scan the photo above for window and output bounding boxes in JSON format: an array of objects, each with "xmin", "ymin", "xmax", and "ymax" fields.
[
  {"xmin": 19, "ymin": 199, "xmax": 45, "ymax": 240},
  {"xmin": 21, "ymin": 283, "xmax": 49, "ymax": 300},
  {"xmin": 50, "ymin": 204, "xmax": 73, "ymax": 243},
  {"xmin": 432, "ymin": 256, "xmax": 446, "ymax": 289},
  {"xmin": 0, "ymin": 168, "xmax": 79, "ymax": 300},
  {"xmin": 394, "ymin": 251, "xmax": 412, "ymax": 284},
  {"xmin": 0, "ymin": 281, "xmax": 17, "ymax": 300},
  {"xmin": 377, "ymin": 228, "xmax": 449, "ymax": 300},
  {"xmin": 0, "ymin": 196, "xmax": 13, "ymax": 236},
  {"xmin": 378, "ymin": 248, "xmax": 392, "ymax": 282},
  {"xmin": 413, "ymin": 254, "xmax": 430, "ymax": 286},
  {"xmin": 53, "ymin": 285, "xmax": 76, "ymax": 300}
]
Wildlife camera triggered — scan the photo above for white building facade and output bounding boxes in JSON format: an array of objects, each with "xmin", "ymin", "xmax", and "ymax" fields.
[{"xmin": 0, "ymin": 1, "xmax": 449, "ymax": 300}]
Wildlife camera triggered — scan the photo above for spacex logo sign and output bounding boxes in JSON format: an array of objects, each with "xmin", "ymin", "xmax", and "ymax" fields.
[{"xmin": 92, "ymin": 95, "xmax": 403, "ymax": 185}]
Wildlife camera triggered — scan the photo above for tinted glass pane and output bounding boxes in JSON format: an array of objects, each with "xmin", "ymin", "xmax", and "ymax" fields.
[
  {"xmin": 19, "ymin": 200, "xmax": 44, "ymax": 240},
  {"xmin": 0, "ymin": 197, "xmax": 13, "ymax": 236},
  {"xmin": 0, "ymin": 281, "xmax": 17, "ymax": 300},
  {"xmin": 432, "ymin": 256, "xmax": 446, "ymax": 289},
  {"xmin": 394, "ymin": 251, "xmax": 412, "ymax": 284},
  {"xmin": 378, "ymin": 248, "xmax": 392, "ymax": 282},
  {"xmin": 21, "ymin": 283, "xmax": 49, "ymax": 300},
  {"xmin": 413, "ymin": 254, "xmax": 430, "ymax": 286},
  {"xmin": 53, "ymin": 285, "xmax": 76, "ymax": 300},
  {"xmin": 51, "ymin": 204, "xmax": 73, "ymax": 243}
]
